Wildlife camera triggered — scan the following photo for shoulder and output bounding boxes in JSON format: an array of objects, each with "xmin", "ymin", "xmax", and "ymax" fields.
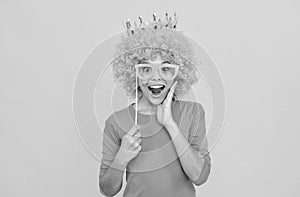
[
  {"xmin": 105, "ymin": 104, "xmax": 134, "ymax": 131},
  {"xmin": 175, "ymin": 100, "xmax": 205, "ymax": 114}
]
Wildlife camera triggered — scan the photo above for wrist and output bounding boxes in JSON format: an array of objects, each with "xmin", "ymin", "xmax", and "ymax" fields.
[
  {"xmin": 164, "ymin": 120, "xmax": 178, "ymax": 131},
  {"xmin": 165, "ymin": 121, "xmax": 180, "ymax": 139},
  {"xmin": 114, "ymin": 150, "xmax": 129, "ymax": 170}
]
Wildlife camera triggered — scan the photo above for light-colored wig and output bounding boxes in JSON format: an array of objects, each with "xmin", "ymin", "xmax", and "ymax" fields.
[{"xmin": 111, "ymin": 17, "xmax": 201, "ymax": 98}]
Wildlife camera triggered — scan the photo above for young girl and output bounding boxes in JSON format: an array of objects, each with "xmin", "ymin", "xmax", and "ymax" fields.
[{"xmin": 99, "ymin": 13, "xmax": 211, "ymax": 197}]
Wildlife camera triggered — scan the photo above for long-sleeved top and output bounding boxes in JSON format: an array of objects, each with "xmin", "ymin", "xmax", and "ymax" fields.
[{"xmin": 99, "ymin": 100, "xmax": 211, "ymax": 197}]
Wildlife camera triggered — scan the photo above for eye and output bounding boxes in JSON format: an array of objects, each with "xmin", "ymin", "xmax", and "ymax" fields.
[
  {"xmin": 162, "ymin": 67, "xmax": 170, "ymax": 72},
  {"xmin": 142, "ymin": 67, "xmax": 151, "ymax": 72}
]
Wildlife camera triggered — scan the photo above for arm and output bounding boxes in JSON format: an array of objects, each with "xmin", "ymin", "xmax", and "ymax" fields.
[
  {"xmin": 99, "ymin": 120, "xmax": 124, "ymax": 196},
  {"xmin": 165, "ymin": 122, "xmax": 211, "ymax": 186},
  {"xmin": 164, "ymin": 103, "xmax": 211, "ymax": 186},
  {"xmin": 157, "ymin": 83, "xmax": 211, "ymax": 186},
  {"xmin": 99, "ymin": 121, "xmax": 142, "ymax": 196},
  {"xmin": 99, "ymin": 152, "xmax": 127, "ymax": 196}
]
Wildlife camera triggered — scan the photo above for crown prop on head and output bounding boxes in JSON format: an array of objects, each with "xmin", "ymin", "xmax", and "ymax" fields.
[
  {"xmin": 125, "ymin": 12, "xmax": 178, "ymax": 36},
  {"xmin": 115, "ymin": 12, "xmax": 194, "ymax": 58}
]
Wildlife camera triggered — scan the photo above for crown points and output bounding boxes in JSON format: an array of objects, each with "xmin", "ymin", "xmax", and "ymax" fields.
[
  {"xmin": 125, "ymin": 20, "xmax": 131, "ymax": 29},
  {"xmin": 153, "ymin": 13, "xmax": 157, "ymax": 21},
  {"xmin": 125, "ymin": 13, "xmax": 178, "ymax": 36},
  {"xmin": 138, "ymin": 16, "xmax": 143, "ymax": 24}
]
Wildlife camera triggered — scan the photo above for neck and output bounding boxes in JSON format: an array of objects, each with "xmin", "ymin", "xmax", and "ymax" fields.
[{"xmin": 136, "ymin": 96, "xmax": 158, "ymax": 114}]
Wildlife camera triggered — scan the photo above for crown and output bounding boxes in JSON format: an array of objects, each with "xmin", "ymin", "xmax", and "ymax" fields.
[{"xmin": 125, "ymin": 12, "xmax": 178, "ymax": 36}]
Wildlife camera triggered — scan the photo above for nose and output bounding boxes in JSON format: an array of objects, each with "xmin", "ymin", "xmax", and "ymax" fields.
[{"xmin": 151, "ymin": 69, "xmax": 162, "ymax": 80}]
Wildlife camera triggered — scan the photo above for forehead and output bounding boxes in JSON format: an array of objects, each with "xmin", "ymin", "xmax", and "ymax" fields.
[{"xmin": 144, "ymin": 53, "xmax": 168, "ymax": 63}]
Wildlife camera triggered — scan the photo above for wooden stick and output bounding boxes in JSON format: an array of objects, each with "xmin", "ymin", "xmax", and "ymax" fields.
[{"xmin": 135, "ymin": 69, "xmax": 138, "ymax": 125}]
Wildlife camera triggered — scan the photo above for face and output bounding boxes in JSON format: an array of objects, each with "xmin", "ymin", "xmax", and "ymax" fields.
[{"xmin": 137, "ymin": 54, "xmax": 177, "ymax": 106}]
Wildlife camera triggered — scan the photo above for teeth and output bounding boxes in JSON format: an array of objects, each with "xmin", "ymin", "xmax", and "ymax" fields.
[{"xmin": 149, "ymin": 85, "xmax": 164, "ymax": 89}]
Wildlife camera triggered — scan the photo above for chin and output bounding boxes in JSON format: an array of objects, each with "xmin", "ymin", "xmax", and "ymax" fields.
[
  {"xmin": 148, "ymin": 97, "xmax": 164, "ymax": 105},
  {"xmin": 146, "ymin": 89, "xmax": 168, "ymax": 105}
]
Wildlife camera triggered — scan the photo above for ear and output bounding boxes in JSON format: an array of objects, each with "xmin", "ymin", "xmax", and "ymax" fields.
[
  {"xmin": 138, "ymin": 86, "xmax": 143, "ymax": 98},
  {"xmin": 172, "ymin": 93, "xmax": 177, "ymax": 101}
]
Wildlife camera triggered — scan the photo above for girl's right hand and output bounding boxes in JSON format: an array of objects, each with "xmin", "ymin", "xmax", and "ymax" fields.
[{"xmin": 117, "ymin": 125, "xmax": 142, "ymax": 165}]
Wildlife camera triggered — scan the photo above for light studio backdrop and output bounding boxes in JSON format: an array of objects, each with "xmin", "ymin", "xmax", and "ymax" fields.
[{"xmin": 1, "ymin": 0, "xmax": 299, "ymax": 197}]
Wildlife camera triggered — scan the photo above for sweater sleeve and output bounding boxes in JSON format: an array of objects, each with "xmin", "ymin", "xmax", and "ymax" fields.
[
  {"xmin": 188, "ymin": 103, "xmax": 208, "ymax": 152},
  {"xmin": 99, "ymin": 118, "xmax": 121, "ymax": 179},
  {"xmin": 188, "ymin": 103, "xmax": 211, "ymax": 185}
]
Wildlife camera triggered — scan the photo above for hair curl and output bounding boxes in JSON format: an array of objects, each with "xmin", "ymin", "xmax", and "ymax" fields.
[{"xmin": 111, "ymin": 29, "xmax": 201, "ymax": 97}]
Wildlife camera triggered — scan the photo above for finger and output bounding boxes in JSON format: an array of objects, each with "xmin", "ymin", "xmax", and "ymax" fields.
[
  {"xmin": 132, "ymin": 141, "xmax": 141, "ymax": 149},
  {"xmin": 131, "ymin": 136, "xmax": 142, "ymax": 146},
  {"xmin": 165, "ymin": 81, "xmax": 178, "ymax": 105},
  {"xmin": 127, "ymin": 124, "xmax": 140, "ymax": 136},
  {"xmin": 128, "ymin": 137, "xmax": 135, "ymax": 144},
  {"xmin": 170, "ymin": 81, "xmax": 178, "ymax": 95},
  {"xmin": 132, "ymin": 132, "xmax": 141, "ymax": 141},
  {"xmin": 133, "ymin": 144, "xmax": 142, "ymax": 152},
  {"xmin": 167, "ymin": 81, "xmax": 177, "ymax": 100},
  {"xmin": 128, "ymin": 133, "xmax": 141, "ymax": 143},
  {"xmin": 134, "ymin": 131, "xmax": 141, "ymax": 138},
  {"xmin": 136, "ymin": 138, "xmax": 142, "ymax": 144}
]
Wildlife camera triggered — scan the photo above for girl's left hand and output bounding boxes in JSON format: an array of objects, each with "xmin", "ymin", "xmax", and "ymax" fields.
[{"xmin": 157, "ymin": 81, "xmax": 178, "ymax": 127}]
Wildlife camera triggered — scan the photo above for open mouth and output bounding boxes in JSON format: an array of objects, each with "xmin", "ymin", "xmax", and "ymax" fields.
[{"xmin": 148, "ymin": 85, "xmax": 165, "ymax": 96}]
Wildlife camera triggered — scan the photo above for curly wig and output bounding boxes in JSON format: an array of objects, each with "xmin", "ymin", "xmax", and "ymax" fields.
[{"xmin": 111, "ymin": 26, "xmax": 201, "ymax": 98}]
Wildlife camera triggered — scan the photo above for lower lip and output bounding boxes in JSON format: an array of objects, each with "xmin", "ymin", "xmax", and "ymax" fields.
[{"xmin": 148, "ymin": 89, "xmax": 164, "ymax": 98}]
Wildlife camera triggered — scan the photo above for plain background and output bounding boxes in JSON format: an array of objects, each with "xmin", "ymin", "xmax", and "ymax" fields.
[{"xmin": 1, "ymin": 0, "xmax": 300, "ymax": 197}]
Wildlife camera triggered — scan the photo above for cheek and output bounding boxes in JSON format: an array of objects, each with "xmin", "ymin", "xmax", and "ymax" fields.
[
  {"xmin": 166, "ymin": 80, "xmax": 174, "ymax": 87},
  {"xmin": 138, "ymin": 80, "xmax": 148, "ymax": 93},
  {"xmin": 138, "ymin": 79, "xmax": 148, "ymax": 87}
]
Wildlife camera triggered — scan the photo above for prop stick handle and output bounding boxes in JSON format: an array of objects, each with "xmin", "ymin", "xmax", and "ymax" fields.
[{"xmin": 135, "ymin": 68, "xmax": 138, "ymax": 125}]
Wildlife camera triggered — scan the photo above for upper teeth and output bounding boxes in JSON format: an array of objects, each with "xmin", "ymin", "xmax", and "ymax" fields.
[{"xmin": 149, "ymin": 85, "xmax": 164, "ymax": 88}]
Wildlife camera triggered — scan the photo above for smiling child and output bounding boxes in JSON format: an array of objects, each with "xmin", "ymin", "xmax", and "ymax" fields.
[{"xmin": 99, "ymin": 13, "xmax": 211, "ymax": 197}]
